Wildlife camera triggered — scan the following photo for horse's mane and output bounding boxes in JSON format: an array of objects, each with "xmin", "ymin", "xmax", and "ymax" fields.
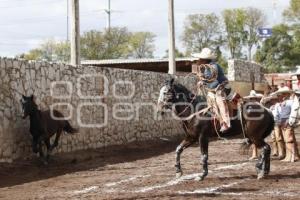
[{"xmin": 174, "ymin": 83, "xmax": 206, "ymax": 103}]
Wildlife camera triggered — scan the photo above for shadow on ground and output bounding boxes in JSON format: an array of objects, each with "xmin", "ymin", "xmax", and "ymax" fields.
[{"xmin": 0, "ymin": 138, "xmax": 181, "ymax": 188}]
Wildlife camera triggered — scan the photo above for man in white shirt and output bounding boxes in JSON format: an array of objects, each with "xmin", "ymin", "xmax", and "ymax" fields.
[
  {"xmin": 273, "ymin": 87, "xmax": 300, "ymax": 162},
  {"xmin": 260, "ymin": 92, "xmax": 285, "ymax": 159}
]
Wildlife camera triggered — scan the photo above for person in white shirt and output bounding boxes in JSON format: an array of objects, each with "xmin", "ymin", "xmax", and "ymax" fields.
[
  {"xmin": 259, "ymin": 90, "xmax": 284, "ymax": 159},
  {"xmin": 273, "ymin": 87, "xmax": 300, "ymax": 162}
]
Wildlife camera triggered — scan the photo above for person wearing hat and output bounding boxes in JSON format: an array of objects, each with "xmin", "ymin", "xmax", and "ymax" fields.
[
  {"xmin": 243, "ymin": 90, "xmax": 264, "ymax": 102},
  {"xmin": 294, "ymin": 73, "xmax": 300, "ymax": 90},
  {"xmin": 273, "ymin": 86, "xmax": 300, "ymax": 162},
  {"xmin": 192, "ymin": 47, "xmax": 231, "ymax": 132},
  {"xmin": 262, "ymin": 92, "xmax": 286, "ymax": 159},
  {"xmin": 243, "ymin": 90, "xmax": 264, "ymax": 160}
]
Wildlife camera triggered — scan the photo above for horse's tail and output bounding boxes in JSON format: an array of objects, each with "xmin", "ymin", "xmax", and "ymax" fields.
[{"xmin": 64, "ymin": 121, "xmax": 78, "ymax": 134}]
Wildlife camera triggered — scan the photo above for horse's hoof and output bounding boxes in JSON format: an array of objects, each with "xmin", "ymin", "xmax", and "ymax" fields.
[
  {"xmin": 195, "ymin": 176, "xmax": 204, "ymax": 181},
  {"xmin": 176, "ymin": 172, "xmax": 182, "ymax": 178},
  {"xmin": 257, "ymin": 172, "xmax": 265, "ymax": 180}
]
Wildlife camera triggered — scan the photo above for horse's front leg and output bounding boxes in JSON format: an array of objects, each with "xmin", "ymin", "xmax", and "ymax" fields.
[
  {"xmin": 196, "ymin": 134, "xmax": 209, "ymax": 181},
  {"xmin": 175, "ymin": 138, "xmax": 193, "ymax": 178},
  {"xmin": 37, "ymin": 140, "xmax": 48, "ymax": 165},
  {"xmin": 45, "ymin": 139, "xmax": 51, "ymax": 162},
  {"xmin": 32, "ymin": 136, "xmax": 39, "ymax": 153},
  {"xmin": 49, "ymin": 130, "xmax": 62, "ymax": 152}
]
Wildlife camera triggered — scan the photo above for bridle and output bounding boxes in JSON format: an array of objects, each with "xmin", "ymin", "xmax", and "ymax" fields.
[{"xmin": 164, "ymin": 86, "xmax": 197, "ymax": 117}]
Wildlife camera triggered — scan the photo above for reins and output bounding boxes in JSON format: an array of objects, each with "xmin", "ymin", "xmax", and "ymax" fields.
[
  {"xmin": 238, "ymin": 101, "xmax": 247, "ymax": 140},
  {"xmin": 174, "ymin": 86, "xmax": 228, "ymax": 140},
  {"xmin": 176, "ymin": 95, "xmax": 197, "ymax": 117}
]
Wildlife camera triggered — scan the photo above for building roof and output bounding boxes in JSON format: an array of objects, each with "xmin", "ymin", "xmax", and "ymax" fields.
[{"xmin": 82, "ymin": 57, "xmax": 197, "ymax": 65}]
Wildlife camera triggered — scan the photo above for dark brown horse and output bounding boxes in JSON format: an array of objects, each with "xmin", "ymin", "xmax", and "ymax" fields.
[
  {"xmin": 21, "ymin": 95, "xmax": 78, "ymax": 164},
  {"xmin": 157, "ymin": 79, "xmax": 274, "ymax": 180}
]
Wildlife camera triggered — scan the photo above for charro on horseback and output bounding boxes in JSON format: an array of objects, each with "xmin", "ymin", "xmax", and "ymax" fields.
[{"xmin": 191, "ymin": 47, "xmax": 238, "ymax": 132}]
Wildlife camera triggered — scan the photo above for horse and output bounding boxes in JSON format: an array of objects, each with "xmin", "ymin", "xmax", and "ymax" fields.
[
  {"xmin": 157, "ymin": 79, "xmax": 274, "ymax": 180},
  {"xmin": 21, "ymin": 95, "xmax": 78, "ymax": 164}
]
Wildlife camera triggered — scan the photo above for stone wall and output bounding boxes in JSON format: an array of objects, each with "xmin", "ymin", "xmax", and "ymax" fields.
[
  {"xmin": 227, "ymin": 59, "xmax": 266, "ymax": 83},
  {"xmin": 0, "ymin": 58, "xmax": 197, "ymax": 162},
  {"xmin": 227, "ymin": 59, "xmax": 268, "ymax": 96}
]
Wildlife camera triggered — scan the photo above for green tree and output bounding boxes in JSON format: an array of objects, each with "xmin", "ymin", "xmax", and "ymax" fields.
[
  {"xmin": 283, "ymin": 0, "xmax": 300, "ymax": 23},
  {"xmin": 80, "ymin": 27, "xmax": 131, "ymax": 60},
  {"xmin": 81, "ymin": 28, "xmax": 156, "ymax": 59},
  {"xmin": 222, "ymin": 8, "xmax": 247, "ymax": 59},
  {"xmin": 21, "ymin": 39, "xmax": 70, "ymax": 62},
  {"xmin": 21, "ymin": 49, "xmax": 43, "ymax": 60},
  {"xmin": 244, "ymin": 7, "xmax": 266, "ymax": 60},
  {"xmin": 163, "ymin": 48, "xmax": 185, "ymax": 58},
  {"xmin": 126, "ymin": 32, "xmax": 156, "ymax": 58},
  {"xmin": 255, "ymin": 24, "xmax": 298, "ymax": 73},
  {"xmin": 21, "ymin": 27, "xmax": 157, "ymax": 61},
  {"xmin": 215, "ymin": 46, "xmax": 228, "ymax": 73},
  {"xmin": 181, "ymin": 13, "xmax": 223, "ymax": 55}
]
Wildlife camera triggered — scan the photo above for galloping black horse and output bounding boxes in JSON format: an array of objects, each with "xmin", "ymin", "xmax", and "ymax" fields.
[
  {"xmin": 157, "ymin": 79, "xmax": 274, "ymax": 180},
  {"xmin": 21, "ymin": 95, "xmax": 78, "ymax": 164}
]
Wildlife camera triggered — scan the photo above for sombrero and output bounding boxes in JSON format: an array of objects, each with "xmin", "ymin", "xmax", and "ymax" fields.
[
  {"xmin": 274, "ymin": 86, "xmax": 293, "ymax": 95},
  {"xmin": 243, "ymin": 90, "xmax": 264, "ymax": 99},
  {"xmin": 191, "ymin": 48, "xmax": 217, "ymax": 60}
]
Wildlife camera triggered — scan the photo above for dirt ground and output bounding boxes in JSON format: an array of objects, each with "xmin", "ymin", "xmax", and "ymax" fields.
[{"xmin": 0, "ymin": 134, "xmax": 299, "ymax": 200}]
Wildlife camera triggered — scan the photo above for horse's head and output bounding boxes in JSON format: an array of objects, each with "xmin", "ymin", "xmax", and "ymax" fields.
[
  {"xmin": 157, "ymin": 78, "xmax": 176, "ymax": 114},
  {"xmin": 20, "ymin": 95, "xmax": 36, "ymax": 119}
]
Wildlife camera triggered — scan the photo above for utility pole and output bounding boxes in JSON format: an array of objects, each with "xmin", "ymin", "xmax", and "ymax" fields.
[
  {"xmin": 67, "ymin": 0, "xmax": 69, "ymax": 41},
  {"xmin": 105, "ymin": 0, "xmax": 111, "ymax": 31},
  {"xmin": 272, "ymin": 0, "xmax": 277, "ymax": 25},
  {"xmin": 168, "ymin": 0, "xmax": 176, "ymax": 74},
  {"xmin": 70, "ymin": 0, "xmax": 80, "ymax": 65}
]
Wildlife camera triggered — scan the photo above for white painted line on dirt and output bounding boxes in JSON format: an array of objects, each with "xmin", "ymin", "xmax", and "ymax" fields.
[
  {"xmin": 213, "ymin": 162, "xmax": 250, "ymax": 171},
  {"xmin": 134, "ymin": 173, "xmax": 200, "ymax": 193},
  {"xmin": 72, "ymin": 186, "xmax": 99, "ymax": 194},
  {"xmin": 70, "ymin": 174, "xmax": 151, "ymax": 196},
  {"xmin": 264, "ymin": 190, "xmax": 299, "ymax": 197},
  {"xmin": 134, "ymin": 162, "xmax": 251, "ymax": 193},
  {"xmin": 177, "ymin": 179, "xmax": 246, "ymax": 195},
  {"xmin": 105, "ymin": 175, "xmax": 151, "ymax": 187}
]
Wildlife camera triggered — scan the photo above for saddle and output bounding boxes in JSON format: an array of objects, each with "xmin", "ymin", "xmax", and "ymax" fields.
[{"xmin": 204, "ymin": 86, "xmax": 242, "ymax": 119}]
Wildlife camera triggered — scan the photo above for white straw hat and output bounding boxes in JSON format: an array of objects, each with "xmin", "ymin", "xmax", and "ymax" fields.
[
  {"xmin": 191, "ymin": 48, "xmax": 217, "ymax": 60},
  {"xmin": 274, "ymin": 86, "xmax": 293, "ymax": 95},
  {"xmin": 243, "ymin": 90, "xmax": 264, "ymax": 99}
]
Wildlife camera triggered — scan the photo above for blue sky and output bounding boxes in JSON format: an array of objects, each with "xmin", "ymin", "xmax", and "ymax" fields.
[{"xmin": 0, "ymin": 0, "xmax": 290, "ymax": 58}]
